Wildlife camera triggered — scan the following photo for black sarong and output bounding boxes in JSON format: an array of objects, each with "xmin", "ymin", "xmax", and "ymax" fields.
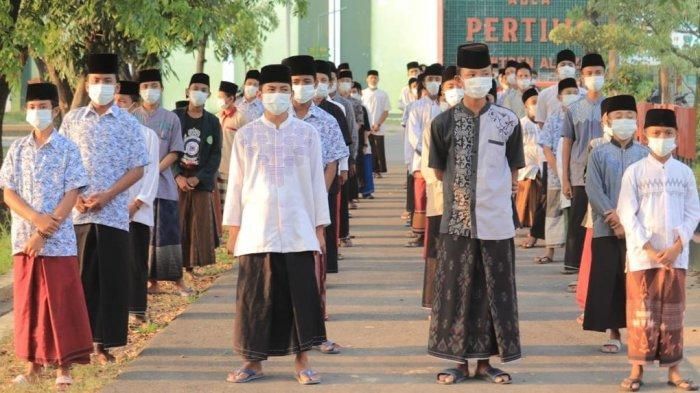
[
  {"xmin": 529, "ymin": 165, "xmax": 547, "ymax": 240},
  {"xmin": 234, "ymin": 252, "xmax": 326, "ymax": 360},
  {"xmin": 369, "ymin": 134, "xmax": 387, "ymax": 173},
  {"xmin": 422, "ymin": 215, "xmax": 442, "ymax": 308},
  {"xmin": 428, "ymin": 234, "xmax": 521, "ymax": 363},
  {"xmin": 406, "ymin": 172, "xmax": 415, "ymax": 214},
  {"xmin": 340, "ymin": 179, "xmax": 350, "ymax": 239},
  {"xmin": 128, "ymin": 222, "xmax": 150, "ymax": 317},
  {"xmin": 326, "ymin": 178, "xmax": 340, "ymax": 274},
  {"xmin": 75, "ymin": 224, "xmax": 130, "ymax": 348},
  {"xmin": 564, "ymin": 186, "xmax": 588, "ymax": 271},
  {"xmin": 149, "ymin": 198, "xmax": 184, "ymax": 281},
  {"xmin": 583, "ymin": 236, "xmax": 627, "ymax": 332}
]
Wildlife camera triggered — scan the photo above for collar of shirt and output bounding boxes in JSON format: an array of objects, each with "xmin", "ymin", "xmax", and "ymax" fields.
[
  {"xmin": 609, "ymin": 138, "xmax": 636, "ymax": 150},
  {"xmin": 23, "ymin": 128, "xmax": 58, "ymax": 149},
  {"xmin": 456, "ymin": 101, "xmax": 491, "ymax": 117},
  {"xmin": 221, "ymin": 106, "xmax": 237, "ymax": 118},
  {"xmin": 646, "ymin": 153, "xmax": 674, "ymax": 169},
  {"xmin": 83, "ymin": 103, "xmax": 119, "ymax": 120},
  {"xmin": 260, "ymin": 113, "xmax": 293, "ymax": 130},
  {"xmin": 290, "ymin": 103, "xmax": 318, "ymax": 121}
]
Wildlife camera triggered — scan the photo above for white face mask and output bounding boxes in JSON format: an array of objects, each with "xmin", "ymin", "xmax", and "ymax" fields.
[
  {"xmin": 647, "ymin": 136, "xmax": 676, "ymax": 157},
  {"xmin": 584, "ymin": 75, "xmax": 605, "ymax": 92},
  {"xmin": 216, "ymin": 97, "xmax": 229, "ymax": 110},
  {"xmin": 444, "ymin": 87, "xmax": 464, "ymax": 107},
  {"xmin": 315, "ymin": 82, "xmax": 329, "ymax": 99},
  {"xmin": 410, "ymin": 88, "xmax": 418, "ymax": 97},
  {"xmin": 189, "ymin": 90, "xmax": 208, "ymax": 107},
  {"xmin": 328, "ymin": 82, "xmax": 337, "ymax": 94},
  {"xmin": 262, "ymin": 92, "xmax": 291, "ymax": 115},
  {"xmin": 558, "ymin": 65, "xmax": 576, "ymax": 80},
  {"xmin": 292, "ymin": 84, "xmax": 316, "ymax": 104},
  {"xmin": 610, "ymin": 118, "xmax": 638, "ymax": 140},
  {"xmin": 561, "ymin": 94, "xmax": 579, "ymax": 106},
  {"xmin": 425, "ymin": 81, "xmax": 441, "ymax": 96},
  {"xmin": 88, "ymin": 83, "xmax": 116, "ymax": 106},
  {"xmin": 244, "ymin": 85, "xmax": 258, "ymax": 98},
  {"xmin": 26, "ymin": 109, "xmax": 54, "ymax": 130},
  {"xmin": 506, "ymin": 73, "xmax": 516, "ymax": 86},
  {"xmin": 339, "ymin": 81, "xmax": 352, "ymax": 93},
  {"xmin": 462, "ymin": 76, "xmax": 493, "ymax": 99},
  {"xmin": 351, "ymin": 93, "xmax": 362, "ymax": 101},
  {"xmin": 517, "ymin": 78, "xmax": 532, "ymax": 90},
  {"xmin": 139, "ymin": 88, "xmax": 161, "ymax": 105}
]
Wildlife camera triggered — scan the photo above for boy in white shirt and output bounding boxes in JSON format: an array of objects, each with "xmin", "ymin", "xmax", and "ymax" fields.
[{"xmin": 617, "ymin": 109, "xmax": 700, "ymax": 392}]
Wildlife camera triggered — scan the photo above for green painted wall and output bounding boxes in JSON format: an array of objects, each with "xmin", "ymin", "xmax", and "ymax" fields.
[{"xmin": 340, "ymin": 0, "xmax": 372, "ymax": 84}]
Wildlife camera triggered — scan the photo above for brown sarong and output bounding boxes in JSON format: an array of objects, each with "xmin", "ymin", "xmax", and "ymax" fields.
[
  {"xmin": 412, "ymin": 173, "xmax": 427, "ymax": 235},
  {"xmin": 179, "ymin": 189, "xmax": 219, "ymax": 268},
  {"xmin": 13, "ymin": 254, "xmax": 93, "ymax": 365},
  {"xmin": 516, "ymin": 178, "xmax": 540, "ymax": 228},
  {"xmin": 627, "ymin": 268, "xmax": 686, "ymax": 367}
]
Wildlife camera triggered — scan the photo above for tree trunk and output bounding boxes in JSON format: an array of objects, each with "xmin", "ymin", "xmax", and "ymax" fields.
[
  {"xmin": 659, "ymin": 66, "xmax": 671, "ymax": 104},
  {"xmin": 34, "ymin": 58, "xmax": 49, "ymax": 81},
  {"xmin": 196, "ymin": 37, "xmax": 208, "ymax": 73},
  {"xmin": 71, "ymin": 77, "xmax": 89, "ymax": 110},
  {"xmin": 45, "ymin": 62, "xmax": 74, "ymax": 117},
  {"xmin": 0, "ymin": 75, "xmax": 10, "ymax": 216}
]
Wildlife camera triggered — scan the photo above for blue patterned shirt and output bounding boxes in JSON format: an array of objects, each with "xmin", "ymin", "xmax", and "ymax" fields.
[
  {"xmin": 292, "ymin": 105, "xmax": 349, "ymax": 165},
  {"xmin": 235, "ymin": 97, "xmax": 264, "ymax": 122},
  {"xmin": 60, "ymin": 104, "xmax": 149, "ymax": 231},
  {"xmin": 0, "ymin": 131, "xmax": 88, "ymax": 256},
  {"xmin": 538, "ymin": 106, "xmax": 566, "ymax": 188}
]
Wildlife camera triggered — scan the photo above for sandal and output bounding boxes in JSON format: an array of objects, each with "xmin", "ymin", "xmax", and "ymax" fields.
[
  {"xmin": 296, "ymin": 369, "xmax": 321, "ymax": 385},
  {"xmin": 55, "ymin": 375, "xmax": 73, "ymax": 391},
  {"xmin": 535, "ymin": 256, "xmax": 554, "ymax": 264},
  {"xmin": 12, "ymin": 374, "xmax": 34, "ymax": 385},
  {"xmin": 319, "ymin": 340, "xmax": 341, "ymax": 354},
  {"xmin": 620, "ymin": 378, "xmax": 643, "ymax": 392},
  {"xmin": 436, "ymin": 368, "xmax": 467, "ymax": 385},
  {"xmin": 601, "ymin": 339, "xmax": 622, "ymax": 354},
  {"xmin": 226, "ymin": 368, "xmax": 264, "ymax": 383},
  {"xmin": 668, "ymin": 379, "xmax": 699, "ymax": 391},
  {"xmin": 476, "ymin": 367, "xmax": 512, "ymax": 384}
]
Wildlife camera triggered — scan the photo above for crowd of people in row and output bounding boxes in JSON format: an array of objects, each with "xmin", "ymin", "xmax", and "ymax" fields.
[{"xmin": 1, "ymin": 41, "xmax": 699, "ymax": 391}]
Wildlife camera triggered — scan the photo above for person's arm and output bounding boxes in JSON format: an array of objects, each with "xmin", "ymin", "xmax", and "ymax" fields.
[
  {"xmin": 324, "ymin": 161, "xmax": 338, "ymax": 191},
  {"xmin": 673, "ymin": 169, "xmax": 700, "ymax": 249},
  {"xmin": 133, "ymin": 130, "xmax": 161, "ymax": 213},
  {"xmin": 428, "ymin": 116, "xmax": 448, "ymax": 181},
  {"xmin": 162, "ymin": 115, "xmax": 184, "ymax": 172},
  {"xmin": 310, "ymin": 130, "xmax": 331, "ymax": 253},
  {"xmin": 194, "ymin": 117, "xmax": 222, "ymax": 186},
  {"xmin": 584, "ymin": 149, "xmax": 615, "ymax": 217},
  {"xmin": 85, "ymin": 166, "xmax": 144, "ymax": 211},
  {"xmin": 160, "ymin": 152, "xmax": 179, "ymax": 172},
  {"xmin": 617, "ymin": 168, "xmax": 650, "ymax": 247},
  {"xmin": 534, "ymin": 88, "xmax": 548, "ymax": 126},
  {"xmin": 406, "ymin": 107, "xmax": 421, "ymax": 153},
  {"xmin": 560, "ymin": 109, "xmax": 575, "ymax": 198},
  {"xmin": 3, "ymin": 189, "xmax": 60, "ymax": 235},
  {"xmin": 378, "ymin": 110, "xmax": 389, "ymax": 129}
]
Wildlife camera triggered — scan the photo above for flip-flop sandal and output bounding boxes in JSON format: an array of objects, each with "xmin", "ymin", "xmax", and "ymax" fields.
[
  {"xmin": 226, "ymin": 368, "xmax": 264, "ymax": 383},
  {"xmin": 296, "ymin": 369, "xmax": 321, "ymax": 385},
  {"xmin": 55, "ymin": 375, "xmax": 73, "ymax": 391},
  {"xmin": 319, "ymin": 340, "xmax": 341, "ymax": 354},
  {"xmin": 620, "ymin": 378, "xmax": 643, "ymax": 391},
  {"xmin": 668, "ymin": 379, "xmax": 699, "ymax": 391},
  {"xmin": 535, "ymin": 256, "xmax": 554, "ymax": 264},
  {"xmin": 12, "ymin": 375, "xmax": 33, "ymax": 385},
  {"xmin": 476, "ymin": 367, "xmax": 512, "ymax": 384},
  {"xmin": 436, "ymin": 368, "xmax": 467, "ymax": 385},
  {"xmin": 601, "ymin": 339, "xmax": 622, "ymax": 354}
]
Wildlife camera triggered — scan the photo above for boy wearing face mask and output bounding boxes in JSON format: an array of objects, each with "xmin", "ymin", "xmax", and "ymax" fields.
[
  {"xmin": 2, "ymin": 83, "xmax": 93, "ymax": 388},
  {"xmin": 235, "ymin": 70, "xmax": 264, "ymax": 121},
  {"xmin": 536, "ymin": 78, "xmax": 579, "ymax": 265},
  {"xmin": 362, "ymin": 70, "xmax": 391, "ymax": 177},
  {"xmin": 535, "ymin": 49, "xmax": 578, "ymax": 127},
  {"xmin": 406, "ymin": 64, "xmax": 443, "ymax": 248},
  {"xmin": 496, "ymin": 59, "xmax": 519, "ymax": 105},
  {"xmin": 217, "ymin": 81, "xmax": 248, "ymax": 220},
  {"xmin": 132, "ymin": 68, "xmax": 189, "ymax": 297},
  {"xmin": 353, "ymin": 81, "xmax": 376, "ymax": 199},
  {"xmin": 60, "ymin": 53, "xmax": 149, "ymax": 363},
  {"xmin": 501, "ymin": 62, "xmax": 533, "ymax": 119},
  {"xmin": 419, "ymin": 65, "xmax": 462, "ymax": 309},
  {"xmin": 429, "ymin": 43, "xmax": 524, "ymax": 385},
  {"xmin": 338, "ymin": 68, "xmax": 365, "ymax": 211},
  {"xmin": 173, "ymin": 73, "xmax": 222, "ymax": 273},
  {"xmin": 283, "ymin": 56, "xmax": 348, "ymax": 351},
  {"xmin": 561, "ymin": 53, "xmax": 607, "ymax": 275},
  {"xmin": 617, "ymin": 109, "xmax": 700, "ymax": 392},
  {"xmin": 517, "ymin": 88, "xmax": 546, "ymax": 248},
  {"xmin": 223, "ymin": 64, "xmax": 329, "ymax": 385},
  {"xmin": 115, "ymin": 81, "xmax": 161, "ymax": 324},
  {"xmin": 584, "ymin": 95, "xmax": 648, "ymax": 355},
  {"xmin": 399, "ymin": 61, "xmax": 421, "ymax": 114}
]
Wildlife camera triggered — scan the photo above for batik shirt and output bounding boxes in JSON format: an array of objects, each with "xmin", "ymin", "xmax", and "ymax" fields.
[
  {"xmin": 561, "ymin": 96, "xmax": 605, "ymax": 186},
  {"xmin": 60, "ymin": 104, "xmax": 149, "ymax": 231},
  {"xmin": 618, "ymin": 156, "xmax": 700, "ymax": 271},
  {"xmin": 222, "ymin": 116, "xmax": 330, "ymax": 256},
  {"xmin": 291, "ymin": 104, "xmax": 349, "ymax": 166},
  {"xmin": 585, "ymin": 140, "xmax": 648, "ymax": 238},
  {"xmin": 235, "ymin": 96, "xmax": 264, "ymax": 121},
  {"xmin": 0, "ymin": 131, "xmax": 87, "ymax": 256},
  {"xmin": 429, "ymin": 102, "xmax": 525, "ymax": 240}
]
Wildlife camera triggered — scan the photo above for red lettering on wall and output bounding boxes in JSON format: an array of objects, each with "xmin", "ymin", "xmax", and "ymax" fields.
[
  {"xmin": 508, "ymin": 0, "xmax": 517, "ymax": 4},
  {"xmin": 540, "ymin": 18, "xmax": 548, "ymax": 42},
  {"xmin": 467, "ymin": 18, "xmax": 482, "ymax": 41},
  {"xmin": 484, "ymin": 17, "xmax": 498, "ymax": 42},
  {"xmin": 503, "ymin": 18, "xmax": 518, "ymax": 42},
  {"xmin": 522, "ymin": 18, "xmax": 536, "ymax": 42}
]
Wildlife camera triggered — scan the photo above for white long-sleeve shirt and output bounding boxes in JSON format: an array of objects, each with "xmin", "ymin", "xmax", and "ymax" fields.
[
  {"xmin": 222, "ymin": 115, "xmax": 331, "ymax": 256},
  {"xmin": 362, "ymin": 87, "xmax": 391, "ymax": 135},
  {"xmin": 518, "ymin": 116, "xmax": 544, "ymax": 181},
  {"xmin": 407, "ymin": 96, "xmax": 441, "ymax": 173},
  {"xmin": 128, "ymin": 125, "xmax": 160, "ymax": 227},
  {"xmin": 618, "ymin": 155, "xmax": 700, "ymax": 272}
]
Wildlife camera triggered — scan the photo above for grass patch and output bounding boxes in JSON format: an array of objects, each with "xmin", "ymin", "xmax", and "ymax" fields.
[{"xmin": 0, "ymin": 227, "xmax": 11, "ymax": 276}]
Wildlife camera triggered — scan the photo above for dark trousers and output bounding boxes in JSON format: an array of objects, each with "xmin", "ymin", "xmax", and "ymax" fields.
[
  {"xmin": 326, "ymin": 179, "xmax": 339, "ymax": 274},
  {"xmin": 530, "ymin": 165, "xmax": 547, "ymax": 240},
  {"xmin": 583, "ymin": 236, "xmax": 627, "ymax": 332},
  {"xmin": 128, "ymin": 222, "xmax": 150, "ymax": 317},
  {"xmin": 406, "ymin": 172, "xmax": 415, "ymax": 213},
  {"xmin": 340, "ymin": 179, "xmax": 350, "ymax": 239},
  {"xmin": 564, "ymin": 186, "xmax": 588, "ymax": 271}
]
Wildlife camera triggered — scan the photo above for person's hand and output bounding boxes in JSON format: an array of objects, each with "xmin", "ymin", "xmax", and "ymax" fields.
[
  {"xmin": 75, "ymin": 196, "xmax": 88, "ymax": 213},
  {"xmin": 413, "ymin": 170, "xmax": 423, "ymax": 179},
  {"xmin": 604, "ymin": 211, "xmax": 621, "ymax": 228},
  {"xmin": 657, "ymin": 243, "xmax": 682, "ymax": 270},
  {"xmin": 176, "ymin": 176, "xmax": 193, "ymax": 192},
  {"xmin": 32, "ymin": 213, "xmax": 59, "ymax": 235},
  {"xmin": 186, "ymin": 177, "xmax": 200, "ymax": 188},
  {"xmin": 316, "ymin": 227, "xmax": 326, "ymax": 255},
  {"xmin": 512, "ymin": 179, "xmax": 518, "ymax": 196},
  {"xmin": 128, "ymin": 199, "xmax": 143, "ymax": 219},
  {"xmin": 23, "ymin": 232, "xmax": 46, "ymax": 257},
  {"xmin": 371, "ymin": 124, "xmax": 379, "ymax": 132},
  {"xmin": 339, "ymin": 171, "xmax": 348, "ymax": 185},
  {"xmin": 84, "ymin": 191, "xmax": 112, "ymax": 211},
  {"xmin": 613, "ymin": 225, "xmax": 626, "ymax": 239},
  {"xmin": 644, "ymin": 245, "xmax": 662, "ymax": 265},
  {"xmin": 349, "ymin": 164, "xmax": 356, "ymax": 177},
  {"xmin": 226, "ymin": 232, "xmax": 238, "ymax": 255},
  {"xmin": 562, "ymin": 178, "xmax": 572, "ymax": 200}
]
